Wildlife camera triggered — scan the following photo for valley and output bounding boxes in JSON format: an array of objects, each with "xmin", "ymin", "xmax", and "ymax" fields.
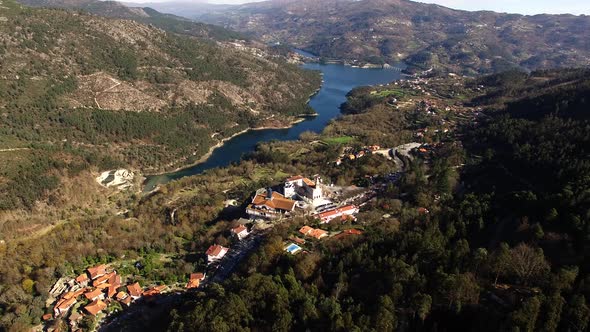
[{"xmin": 0, "ymin": 0, "xmax": 589, "ymax": 331}]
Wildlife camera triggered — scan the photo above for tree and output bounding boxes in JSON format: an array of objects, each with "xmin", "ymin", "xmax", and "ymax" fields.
[
  {"xmin": 411, "ymin": 293, "xmax": 432, "ymax": 321},
  {"xmin": 541, "ymin": 293, "xmax": 565, "ymax": 332},
  {"xmin": 511, "ymin": 296, "xmax": 541, "ymax": 332},
  {"xmin": 374, "ymin": 295, "xmax": 397, "ymax": 332},
  {"xmin": 563, "ymin": 295, "xmax": 590, "ymax": 332},
  {"xmin": 489, "ymin": 243, "xmax": 511, "ymax": 286},
  {"xmin": 508, "ymin": 243, "xmax": 550, "ymax": 286}
]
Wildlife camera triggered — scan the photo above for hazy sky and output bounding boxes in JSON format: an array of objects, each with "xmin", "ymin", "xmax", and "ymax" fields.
[{"xmin": 122, "ymin": 0, "xmax": 590, "ymax": 15}]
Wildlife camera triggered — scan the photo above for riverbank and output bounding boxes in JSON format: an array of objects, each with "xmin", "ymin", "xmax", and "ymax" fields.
[{"xmin": 142, "ymin": 116, "xmax": 314, "ymax": 180}]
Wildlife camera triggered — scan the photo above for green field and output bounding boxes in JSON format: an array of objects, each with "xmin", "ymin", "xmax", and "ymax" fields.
[{"xmin": 322, "ymin": 136, "xmax": 355, "ymax": 145}]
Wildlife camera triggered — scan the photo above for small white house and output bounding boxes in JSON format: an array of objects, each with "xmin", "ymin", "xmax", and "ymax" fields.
[
  {"xmin": 231, "ymin": 225, "xmax": 250, "ymax": 240},
  {"xmin": 206, "ymin": 245, "xmax": 229, "ymax": 263}
]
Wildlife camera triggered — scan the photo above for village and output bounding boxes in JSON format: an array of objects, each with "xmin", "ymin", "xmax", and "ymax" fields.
[
  {"xmin": 41, "ymin": 64, "xmax": 485, "ymax": 332},
  {"xmin": 42, "ymin": 171, "xmax": 374, "ymax": 330}
]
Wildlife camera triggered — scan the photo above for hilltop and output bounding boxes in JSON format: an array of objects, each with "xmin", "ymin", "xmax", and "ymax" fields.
[
  {"xmin": 188, "ymin": 0, "xmax": 590, "ymax": 74},
  {"xmin": 16, "ymin": 0, "xmax": 245, "ymax": 40}
]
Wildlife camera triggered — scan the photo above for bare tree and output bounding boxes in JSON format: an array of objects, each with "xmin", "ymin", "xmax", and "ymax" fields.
[{"xmin": 509, "ymin": 243, "xmax": 550, "ymax": 285}]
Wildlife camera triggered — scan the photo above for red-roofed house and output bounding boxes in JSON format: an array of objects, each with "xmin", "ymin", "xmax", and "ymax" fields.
[
  {"xmin": 92, "ymin": 272, "xmax": 114, "ymax": 287},
  {"xmin": 316, "ymin": 205, "xmax": 359, "ymax": 224},
  {"xmin": 143, "ymin": 285, "xmax": 167, "ymax": 297},
  {"xmin": 231, "ymin": 225, "xmax": 250, "ymax": 240},
  {"xmin": 84, "ymin": 299, "xmax": 107, "ymax": 316},
  {"xmin": 116, "ymin": 292, "xmax": 132, "ymax": 306},
  {"xmin": 206, "ymin": 245, "xmax": 229, "ymax": 263},
  {"xmin": 75, "ymin": 273, "xmax": 89, "ymax": 286},
  {"xmin": 53, "ymin": 297, "xmax": 77, "ymax": 316},
  {"xmin": 246, "ymin": 189, "xmax": 296, "ymax": 219},
  {"xmin": 87, "ymin": 264, "xmax": 107, "ymax": 280},
  {"xmin": 84, "ymin": 288, "xmax": 104, "ymax": 301},
  {"xmin": 127, "ymin": 282, "xmax": 142, "ymax": 300},
  {"xmin": 299, "ymin": 226, "xmax": 314, "ymax": 236},
  {"xmin": 186, "ymin": 273, "xmax": 206, "ymax": 289},
  {"xmin": 42, "ymin": 313, "xmax": 53, "ymax": 321},
  {"xmin": 309, "ymin": 228, "xmax": 328, "ymax": 240}
]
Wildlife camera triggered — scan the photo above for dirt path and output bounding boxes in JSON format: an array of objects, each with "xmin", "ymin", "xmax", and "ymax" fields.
[
  {"xmin": 0, "ymin": 148, "xmax": 30, "ymax": 152},
  {"xmin": 94, "ymin": 77, "xmax": 122, "ymax": 109}
]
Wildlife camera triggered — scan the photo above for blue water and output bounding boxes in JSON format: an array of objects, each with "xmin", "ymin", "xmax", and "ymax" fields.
[{"xmin": 143, "ymin": 60, "xmax": 405, "ymax": 191}]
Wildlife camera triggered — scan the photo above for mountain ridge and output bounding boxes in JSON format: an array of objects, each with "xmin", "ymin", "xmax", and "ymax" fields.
[{"xmin": 185, "ymin": 0, "xmax": 590, "ymax": 74}]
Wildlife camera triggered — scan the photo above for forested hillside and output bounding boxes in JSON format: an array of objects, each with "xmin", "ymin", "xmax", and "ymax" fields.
[
  {"xmin": 0, "ymin": 0, "xmax": 320, "ymax": 213},
  {"xmin": 161, "ymin": 68, "xmax": 590, "ymax": 331}
]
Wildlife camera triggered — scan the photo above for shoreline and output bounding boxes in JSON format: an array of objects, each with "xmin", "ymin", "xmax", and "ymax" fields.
[{"xmin": 142, "ymin": 115, "xmax": 315, "ymax": 179}]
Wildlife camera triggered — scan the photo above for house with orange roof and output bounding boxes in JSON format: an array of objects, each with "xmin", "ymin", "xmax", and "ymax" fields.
[
  {"xmin": 231, "ymin": 225, "xmax": 250, "ymax": 240},
  {"xmin": 246, "ymin": 189, "xmax": 296, "ymax": 219},
  {"xmin": 84, "ymin": 288, "xmax": 104, "ymax": 301},
  {"xmin": 116, "ymin": 292, "xmax": 132, "ymax": 306},
  {"xmin": 143, "ymin": 285, "xmax": 167, "ymax": 296},
  {"xmin": 42, "ymin": 313, "xmax": 53, "ymax": 321},
  {"xmin": 75, "ymin": 273, "xmax": 89, "ymax": 286},
  {"xmin": 92, "ymin": 272, "xmax": 115, "ymax": 287},
  {"xmin": 206, "ymin": 244, "xmax": 229, "ymax": 263},
  {"xmin": 87, "ymin": 264, "xmax": 107, "ymax": 280},
  {"xmin": 186, "ymin": 272, "xmax": 206, "ymax": 289},
  {"xmin": 316, "ymin": 205, "xmax": 359, "ymax": 224},
  {"xmin": 309, "ymin": 228, "xmax": 328, "ymax": 240},
  {"xmin": 53, "ymin": 297, "xmax": 77, "ymax": 316},
  {"xmin": 84, "ymin": 299, "xmax": 107, "ymax": 316},
  {"xmin": 127, "ymin": 282, "xmax": 142, "ymax": 300},
  {"xmin": 334, "ymin": 229, "xmax": 364, "ymax": 240},
  {"xmin": 299, "ymin": 226, "xmax": 329, "ymax": 240},
  {"xmin": 299, "ymin": 226, "xmax": 314, "ymax": 236}
]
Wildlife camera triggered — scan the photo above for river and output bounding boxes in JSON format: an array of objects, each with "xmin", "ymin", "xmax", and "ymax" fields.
[{"xmin": 143, "ymin": 54, "xmax": 405, "ymax": 191}]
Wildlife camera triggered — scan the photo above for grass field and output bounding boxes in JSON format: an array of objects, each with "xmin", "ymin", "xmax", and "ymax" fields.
[{"xmin": 322, "ymin": 136, "xmax": 354, "ymax": 145}]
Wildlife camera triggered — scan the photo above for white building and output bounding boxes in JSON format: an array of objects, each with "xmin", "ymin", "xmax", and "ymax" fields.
[
  {"xmin": 284, "ymin": 175, "xmax": 324, "ymax": 206},
  {"xmin": 206, "ymin": 245, "xmax": 229, "ymax": 263},
  {"xmin": 231, "ymin": 225, "xmax": 250, "ymax": 240}
]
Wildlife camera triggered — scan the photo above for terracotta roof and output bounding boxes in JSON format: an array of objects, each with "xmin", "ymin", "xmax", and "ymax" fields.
[
  {"xmin": 127, "ymin": 282, "xmax": 142, "ymax": 298},
  {"xmin": 84, "ymin": 288, "xmax": 103, "ymax": 301},
  {"xmin": 251, "ymin": 191, "xmax": 296, "ymax": 211},
  {"xmin": 115, "ymin": 292, "xmax": 128, "ymax": 300},
  {"xmin": 42, "ymin": 313, "xmax": 53, "ymax": 321},
  {"xmin": 286, "ymin": 175, "xmax": 304, "ymax": 182},
  {"xmin": 107, "ymin": 285, "xmax": 118, "ymax": 298},
  {"xmin": 143, "ymin": 285, "xmax": 166, "ymax": 296},
  {"xmin": 186, "ymin": 279, "xmax": 200, "ymax": 289},
  {"xmin": 232, "ymin": 225, "xmax": 247, "ymax": 234},
  {"xmin": 190, "ymin": 273, "xmax": 205, "ymax": 281},
  {"xmin": 108, "ymin": 273, "xmax": 121, "ymax": 287},
  {"xmin": 344, "ymin": 229, "xmax": 363, "ymax": 235},
  {"xmin": 55, "ymin": 297, "xmax": 76, "ymax": 311},
  {"xmin": 302, "ymin": 177, "xmax": 316, "ymax": 187},
  {"xmin": 84, "ymin": 300, "xmax": 107, "ymax": 316},
  {"xmin": 92, "ymin": 272, "xmax": 114, "ymax": 287},
  {"xmin": 87, "ymin": 264, "xmax": 107, "ymax": 279},
  {"xmin": 75, "ymin": 273, "xmax": 88, "ymax": 284},
  {"xmin": 309, "ymin": 229, "xmax": 328, "ymax": 239},
  {"xmin": 121, "ymin": 296, "xmax": 132, "ymax": 306},
  {"xmin": 299, "ymin": 226, "xmax": 313, "ymax": 235},
  {"xmin": 206, "ymin": 245, "xmax": 227, "ymax": 257}
]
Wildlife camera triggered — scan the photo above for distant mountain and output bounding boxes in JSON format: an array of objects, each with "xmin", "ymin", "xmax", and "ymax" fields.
[
  {"xmin": 189, "ymin": 0, "xmax": 590, "ymax": 74},
  {"xmin": 16, "ymin": 0, "xmax": 245, "ymax": 40},
  {"xmin": 122, "ymin": 1, "xmax": 234, "ymax": 19}
]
